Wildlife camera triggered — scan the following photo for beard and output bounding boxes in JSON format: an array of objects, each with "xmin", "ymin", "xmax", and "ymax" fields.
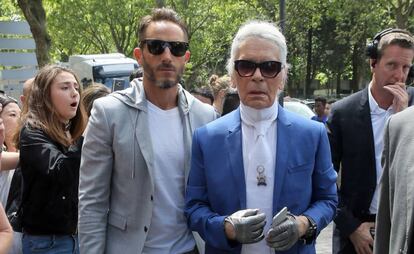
[{"xmin": 141, "ymin": 57, "xmax": 184, "ymax": 89}]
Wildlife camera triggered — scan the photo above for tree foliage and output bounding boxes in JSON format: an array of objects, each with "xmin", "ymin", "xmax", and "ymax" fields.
[{"xmin": 5, "ymin": 0, "xmax": 414, "ymax": 97}]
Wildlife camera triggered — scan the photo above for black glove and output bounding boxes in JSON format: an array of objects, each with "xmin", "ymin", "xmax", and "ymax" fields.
[
  {"xmin": 225, "ymin": 209, "xmax": 266, "ymax": 244},
  {"xmin": 265, "ymin": 212, "xmax": 299, "ymax": 250}
]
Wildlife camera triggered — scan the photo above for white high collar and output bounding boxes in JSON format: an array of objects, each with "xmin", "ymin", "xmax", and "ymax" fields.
[{"xmin": 240, "ymin": 99, "xmax": 279, "ymax": 133}]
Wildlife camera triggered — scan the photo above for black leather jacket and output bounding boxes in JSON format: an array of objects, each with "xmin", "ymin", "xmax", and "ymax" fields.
[{"xmin": 20, "ymin": 125, "xmax": 83, "ymax": 235}]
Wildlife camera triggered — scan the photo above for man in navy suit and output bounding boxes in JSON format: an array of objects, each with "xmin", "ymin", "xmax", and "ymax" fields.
[
  {"xmin": 327, "ymin": 29, "xmax": 414, "ymax": 254},
  {"xmin": 185, "ymin": 21, "xmax": 338, "ymax": 254}
]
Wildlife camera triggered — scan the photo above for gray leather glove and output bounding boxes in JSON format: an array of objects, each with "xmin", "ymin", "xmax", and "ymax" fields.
[
  {"xmin": 225, "ymin": 209, "xmax": 266, "ymax": 244},
  {"xmin": 265, "ymin": 212, "xmax": 299, "ymax": 251}
]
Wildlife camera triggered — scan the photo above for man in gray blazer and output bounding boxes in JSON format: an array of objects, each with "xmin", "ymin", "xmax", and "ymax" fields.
[
  {"xmin": 78, "ymin": 8, "xmax": 217, "ymax": 254},
  {"xmin": 374, "ymin": 105, "xmax": 414, "ymax": 253}
]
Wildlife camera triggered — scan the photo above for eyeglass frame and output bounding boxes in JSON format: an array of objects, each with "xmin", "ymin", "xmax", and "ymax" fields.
[
  {"xmin": 234, "ymin": 60, "xmax": 284, "ymax": 78},
  {"xmin": 140, "ymin": 39, "xmax": 189, "ymax": 57}
]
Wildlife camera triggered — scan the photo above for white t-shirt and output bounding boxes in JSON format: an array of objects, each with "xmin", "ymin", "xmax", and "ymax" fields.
[
  {"xmin": 142, "ymin": 101, "xmax": 195, "ymax": 254},
  {"xmin": 0, "ymin": 169, "xmax": 14, "ymax": 206}
]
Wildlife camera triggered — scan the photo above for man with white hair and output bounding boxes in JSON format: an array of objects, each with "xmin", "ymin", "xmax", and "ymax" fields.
[{"xmin": 185, "ymin": 21, "xmax": 338, "ymax": 254}]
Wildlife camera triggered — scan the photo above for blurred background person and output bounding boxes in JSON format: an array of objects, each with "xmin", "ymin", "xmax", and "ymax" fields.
[
  {"xmin": 221, "ymin": 88, "xmax": 240, "ymax": 116},
  {"xmin": 81, "ymin": 83, "xmax": 110, "ymax": 117},
  {"xmin": 325, "ymin": 98, "xmax": 336, "ymax": 118},
  {"xmin": 0, "ymin": 96, "xmax": 21, "ymax": 254},
  {"xmin": 0, "ymin": 96, "xmax": 21, "ymax": 206},
  {"xmin": 311, "ymin": 96, "xmax": 328, "ymax": 123},
  {"xmin": 190, "ymin": 86, "xmax": 214, "ymax": 105},
  {"xmin": 208, "ymin": 74, "xmax": 231, "ymax": 115},
  {"xmin": 18, "ymin": 65, "xmax": 87, "ymax": 254}
]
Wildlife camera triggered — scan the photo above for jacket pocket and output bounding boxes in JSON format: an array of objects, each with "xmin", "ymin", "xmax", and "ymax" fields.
[
  {"xmin": 288, "ymin": 162, "xmax": 312, "ymax": 173},
  {"xmin": 108, "ymin": 212, "xmax": 127, "ymax": 231}
]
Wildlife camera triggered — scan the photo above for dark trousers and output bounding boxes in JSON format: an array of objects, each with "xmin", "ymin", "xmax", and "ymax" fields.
[
  {"xmin": 332, "ymin": 223, "xmax": 358, "ymax": 254},
  {"xmin": 332, "ymin": 215, "xmax": 376, "ymax": 254}
]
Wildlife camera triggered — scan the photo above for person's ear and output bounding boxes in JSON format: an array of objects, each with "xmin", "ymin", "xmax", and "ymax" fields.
[
  {"xmin": 134, "ymin": 48, "xmax": 143, "ymax": 65},
  {"xmin": 370, "ymin": 59, "xmax": 377, "ymax": 68},
  {"xmin": 184, "ymin": 51, "xmax": 191, "ymax": 63}
]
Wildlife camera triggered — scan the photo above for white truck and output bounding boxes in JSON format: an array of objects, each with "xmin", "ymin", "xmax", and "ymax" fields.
[{"xmin": 68, "ymin": 53, "xmax": 139, "ymax": 91}]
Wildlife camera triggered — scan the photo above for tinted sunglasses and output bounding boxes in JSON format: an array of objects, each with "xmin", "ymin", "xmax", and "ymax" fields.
[
  {"xmin": 141, "ymin": 39, "xmax": 189, "ymax": 57},
  {"xmin": 234, "ymin": 60, "xmax": 283, "ymax": 78}
]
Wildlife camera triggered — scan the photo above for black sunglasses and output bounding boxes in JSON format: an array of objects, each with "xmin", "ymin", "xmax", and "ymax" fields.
[
  {"xmin": 234, "ymin": 60, "xmax": 283, "ymax": 78},
  {"xmin": 141, "ymin": 39, "xmax": 189, "ymax": 57}
]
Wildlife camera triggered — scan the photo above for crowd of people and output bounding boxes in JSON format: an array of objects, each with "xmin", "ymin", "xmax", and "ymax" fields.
[{"xmin": 0, "ymin": 7, "xmax": 413, "ymax": 254}]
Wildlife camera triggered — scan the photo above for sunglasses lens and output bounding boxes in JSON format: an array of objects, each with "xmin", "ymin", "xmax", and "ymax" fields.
[
  {"xmin": 260, "ymin": 61, "xmax": 282, "ymax": 78},
  {"xmin": 144, "ymin": 40, "xmax": 188, "ymax": 57},
  {"xmin": 169, "ymin": 42, "xmax": 188, "ymax": 57},
  {"xmin": 235, "ymin": 60, "xmax": 256, "ymax": 77},
  {"xmin": 145, "ymin": 40, "xmax": 164, "ymax": 55}
]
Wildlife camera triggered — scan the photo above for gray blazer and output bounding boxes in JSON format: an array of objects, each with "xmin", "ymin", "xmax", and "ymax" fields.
[
  {"xmin": 374, "ymin": 106, "xmax": 414, "ymax": 254},
  {"xmin": 78, "ymin": 81, "xmax": 217, "ymax": 253}
]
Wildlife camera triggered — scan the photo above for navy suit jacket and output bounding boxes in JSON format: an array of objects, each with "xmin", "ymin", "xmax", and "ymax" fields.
[{"xmin": 185, "ymin": 106, "xmax": 338, "ymax": 254}]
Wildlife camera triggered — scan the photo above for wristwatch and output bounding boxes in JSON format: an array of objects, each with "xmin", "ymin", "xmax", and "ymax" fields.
[{"xmin": 300, "ymin": 215, "xmax": 317, "ymax": 244}]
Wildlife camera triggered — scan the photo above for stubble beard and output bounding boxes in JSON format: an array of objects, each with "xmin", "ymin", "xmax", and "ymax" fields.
[{"xmin": 141, "ymin": 55, "xmax": 185, "ymax": 89}]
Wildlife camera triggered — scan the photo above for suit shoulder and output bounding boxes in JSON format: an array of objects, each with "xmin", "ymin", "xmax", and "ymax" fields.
[
  {"xmin": 388, "ymin": 106, "xmax": 414, "ymax": 127},
  {"xmin": 190, "ymin": 96, "xmax": 216, "ymax": 115},
  {"xmin": 284, "ymin": 109, "xmax": 325, "ymax": 132},
  {"xmin": 332, "ymin": 89, "xmax": 365, "ymax": 111},
  {"xmin": 197, "ymin": 110, "xmax": 237, "ymax": 134}
]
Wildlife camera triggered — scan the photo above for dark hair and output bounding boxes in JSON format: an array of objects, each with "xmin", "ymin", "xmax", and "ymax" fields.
[
  {"xmin": 377, "ymin": 32, "xmax": 414, "ymax": 60},
  {"xmin": 222, "ymin": 90, "xmax": 240, "ymax": 116},
  {"xmin": 0, "ymin": 95, "xmax": 18, "ymax": 110},
  {"xmin": 190, "ymin": 86, "xmax": 214, "ymax": 104},
  {"xmin": 327, "ymin": 98, "xmax": 337, "ymax": 104},
  {"xmin": 138, "ymin": 8, "xmax": 188, "ymax": 44},
  {"xmin": 314, "ymin": 96, "xmax": 327, "ymax": 105},
  {"xmin": 82, "ymin": 83, "xmax": 111, "ymax": 117},
  {"xmin": 129, "ymin": 67, "xmax": 143, "ymax": 81}
]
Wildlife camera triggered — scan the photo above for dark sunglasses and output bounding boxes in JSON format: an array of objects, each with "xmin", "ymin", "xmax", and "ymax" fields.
[
  {"xmin": 234, "ymin": 60, "xmax": 283, "ymax": 78},
  {"xmin": 141, "ymin": 39, "xmax": 189, "ymax": 57}
]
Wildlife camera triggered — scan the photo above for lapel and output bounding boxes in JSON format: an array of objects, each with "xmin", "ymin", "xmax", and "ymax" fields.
[
  {"xmin": 225, "ymin": 108, "xmax": 246, "ymax": 209},
  {"xmin": 272, "ymin": 106, "xmax": 292, "ymax": 213},
  {"xmin": 357, "ymin": 88, "xmax": 377, "ymax": 182},
  {"xmin": 176, "ymin": 87, "xmax": 192, "ymax": 186},
  {"xmin": 128, "ymin": 83, "xmax": 155, "ymax": 189}
]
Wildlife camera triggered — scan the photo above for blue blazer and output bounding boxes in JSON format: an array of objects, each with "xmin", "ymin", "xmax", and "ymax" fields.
[{"xmin": 185, "ymin": 106, "xmax": 338, "ymax": 254}]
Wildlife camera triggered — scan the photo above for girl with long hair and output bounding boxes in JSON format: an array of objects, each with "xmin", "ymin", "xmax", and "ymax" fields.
[{"xmin": 19, "ymin": 65, "xmax": 87, "ymax": 254}]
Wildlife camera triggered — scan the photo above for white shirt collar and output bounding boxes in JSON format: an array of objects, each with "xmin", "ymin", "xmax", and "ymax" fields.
[{"xmin": 368, "ymin": 82, "xmax": 394, "ymax": 115}]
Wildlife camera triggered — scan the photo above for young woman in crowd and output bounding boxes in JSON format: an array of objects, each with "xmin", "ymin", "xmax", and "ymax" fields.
[
  {"xmin": 208, "ymin": 74, "xmax": 231, "ymax": 115},
  {"xmin": 0, "ymin": 96, "xmax": 21, "ymax": 206},
  {"xmin": 81, "ymin": 83, "xmax": 110, "ymax": 117},
  {"xmin": 18, "ymin": 65, "xmax": 87, "ymax": 254},
  {"xmin": 0, "ymin": 95, "xmax": 22, "ymax": 254}
]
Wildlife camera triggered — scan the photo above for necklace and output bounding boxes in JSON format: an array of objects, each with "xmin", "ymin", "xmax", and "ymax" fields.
[{"xmin": 256, "ymin": 165, "xmax": 267, "ymax": 186}]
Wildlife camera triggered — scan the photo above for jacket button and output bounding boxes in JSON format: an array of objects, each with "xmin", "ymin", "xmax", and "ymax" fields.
[
  {"xmin": 144, "ymin": 226, "xmax": 148, "ymax": 232},
  {"xmin": 151, "ymin": 195, "xmax": 153, "ymax": 201}
]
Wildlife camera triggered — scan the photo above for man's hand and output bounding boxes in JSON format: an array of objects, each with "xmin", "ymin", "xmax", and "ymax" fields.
[
  {"xmin": 349, "ymin": 222, "xmax": 375, "ymax": 254},
  {"xmin": 265, "ymin": 213, "xmax": 302, "ymax": 251},
  {"xmin": 384, "ymin": 82, "xmax": 408, "ymax": 112},
  {"xmin": 224, "ymin": 209, "xmax": 266, "ymax": 244}
]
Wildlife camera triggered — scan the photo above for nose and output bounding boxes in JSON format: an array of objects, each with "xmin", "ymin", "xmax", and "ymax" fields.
[
  {"xmin": 251, "ymin": 66, "xmax": 264, "ymax": 81},
  {"xmin": 71, "ymin": 86, "xmax": 79, "ymax": 97},
  {"xmin": 160, "ymin": 46, "xmax": 173, "ymax": 63},
  {"xmin": 394, "ymin": 66, "xmax": 406, "ymax": 82}
]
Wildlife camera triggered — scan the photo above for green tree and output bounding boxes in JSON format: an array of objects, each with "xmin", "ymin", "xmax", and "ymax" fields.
[{"xmin": 17, "ymin": 0, "xmax": 51, "ymax": 66}]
